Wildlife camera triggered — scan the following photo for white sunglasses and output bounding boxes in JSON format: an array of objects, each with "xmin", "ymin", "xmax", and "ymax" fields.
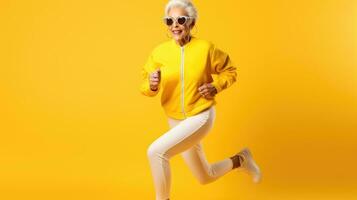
[{"xmin": 163, "ymin": 16, "xmax": 194, "ymax": 26}]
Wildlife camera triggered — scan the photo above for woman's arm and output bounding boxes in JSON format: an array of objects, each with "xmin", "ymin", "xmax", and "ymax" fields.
[
  {"xmin": 209, "ymin": 44, "xmax": 238, "ymax": 94},
  {"xmin": 140, "ymin": 52, "xmax": 161, "ymax": 97}
]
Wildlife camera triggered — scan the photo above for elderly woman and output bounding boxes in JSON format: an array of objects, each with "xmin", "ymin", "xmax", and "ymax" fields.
[{"xmin": 140, "ymin": 0, "xmax": 261, "ymax": 199}]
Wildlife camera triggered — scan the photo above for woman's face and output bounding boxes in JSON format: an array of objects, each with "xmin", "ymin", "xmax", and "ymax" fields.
[{"xmin": 167, "ymin": 7, "xmax": 194, "ymax": 42}]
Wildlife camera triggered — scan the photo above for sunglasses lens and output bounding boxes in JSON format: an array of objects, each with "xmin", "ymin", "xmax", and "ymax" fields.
[
  {"xmin": 165, "ymin": 18, "xmax": 173, "ymax": 26},
  {"xmin": 177, "ymin": 17, "xmax": 186, "ymax": 25}
]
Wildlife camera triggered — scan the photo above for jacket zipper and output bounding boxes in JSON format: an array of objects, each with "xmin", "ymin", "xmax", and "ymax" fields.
[{"xmin": 180, "ymin": 46, "xmax": 187, "ymax": 118}]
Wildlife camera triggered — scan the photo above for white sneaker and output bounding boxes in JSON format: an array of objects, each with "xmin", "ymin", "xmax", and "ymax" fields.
[{"xmin": 236, "ymin": 147, "xmax": 262, "ymax": 183}]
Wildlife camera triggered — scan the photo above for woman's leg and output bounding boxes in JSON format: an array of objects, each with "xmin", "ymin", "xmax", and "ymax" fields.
[
  {"xmin": 181, "ymin": 142, "xmax": 234, "ymax": 185},
  {"xmin": 176, "ymin": 106, "xmax": 234, "ymax": 184},
  {"xmin": 147, "ymin": 106, "xmax": 214, "ymax": 200}
]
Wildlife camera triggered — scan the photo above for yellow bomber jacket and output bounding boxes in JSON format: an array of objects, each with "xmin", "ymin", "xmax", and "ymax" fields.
[{"xmin": 140, "ymin": 36, "xmax": 237, "ymax": 120}]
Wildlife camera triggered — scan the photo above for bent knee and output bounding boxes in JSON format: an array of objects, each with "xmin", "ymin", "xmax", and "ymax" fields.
[
  {"xmin": 147, "ymin": 143, "xmax": 166, "ymax": 159},
  {"xmin": 147, "ymin": 143, "xmax": 157, "ymax": 158}
]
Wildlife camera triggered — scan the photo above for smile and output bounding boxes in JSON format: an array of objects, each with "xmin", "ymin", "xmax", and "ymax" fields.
[{"xmin": 172, "ymin": 30, "xmax": 182, "ymax": 34}]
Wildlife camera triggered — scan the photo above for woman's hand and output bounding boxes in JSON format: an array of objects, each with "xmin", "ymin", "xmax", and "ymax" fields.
[
  {"xmin": 149, "ymin": 68, "xmax": 161, "ymax": 91},
  {"xmin": 198, "ymin": 83, "xmax": 217, "ymax": 99}
]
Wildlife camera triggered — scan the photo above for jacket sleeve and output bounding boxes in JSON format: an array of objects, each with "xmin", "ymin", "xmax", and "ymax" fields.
[
  {"xmin": 140, "ymin": 51, "xmax": 161, "ymax": 97},
  {"xmin": 209, "ymin": 44, "xmax": 238, "ymax": 94}
]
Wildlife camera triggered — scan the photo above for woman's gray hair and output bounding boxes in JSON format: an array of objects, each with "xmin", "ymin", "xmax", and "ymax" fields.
[{"xmin": 164, "ymin": 0, "xmax": 198, "ymax": 20}]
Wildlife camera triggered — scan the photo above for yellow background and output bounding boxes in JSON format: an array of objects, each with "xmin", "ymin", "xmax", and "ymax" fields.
[{"xmin": 1, "ymin": 0, "xmax": 356, "ymax": 199}]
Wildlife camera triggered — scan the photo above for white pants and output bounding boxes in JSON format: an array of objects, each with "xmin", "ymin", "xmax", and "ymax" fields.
[{"xmin": 147, "ymin": 105, "xmax": 234, "ymax": 200}]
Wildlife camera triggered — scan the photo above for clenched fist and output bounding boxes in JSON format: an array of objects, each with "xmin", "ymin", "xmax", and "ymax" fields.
[
  {"xmin": 149, "ymin": 68, "xmax": 161, "ymax": 91},
  {"xmin": 198, "ymin": 83, "xmax": 217, "ymax": 99}
]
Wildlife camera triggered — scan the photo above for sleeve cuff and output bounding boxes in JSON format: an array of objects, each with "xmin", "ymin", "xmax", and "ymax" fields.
[{"xmin": 211, "ymin": 81, "xmax": 222, "ymax": 94}]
